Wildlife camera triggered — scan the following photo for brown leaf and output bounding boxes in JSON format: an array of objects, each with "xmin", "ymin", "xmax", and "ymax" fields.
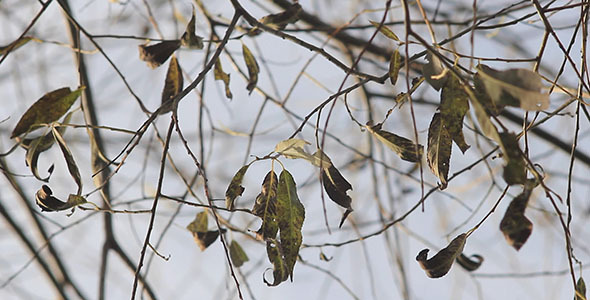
[
  {"xmin": 139, "ymin": 40, "xmax": 181, "ymax": 69},
  {"xmin": 214, "ymin": 58, "xmax": 233, "ymax": 99},
  {"xmin": 186, "ymin": 211, "xmax": 226, "ymax": 251},
  {"xmin": 242, "ymin": 44, "xmax": 259, "ymax": 94},
  {"xmin": 315, "ymin": 150, "xmax": 353, "ymax": 227},
  {"xmin": 456, "ymin": 253, "xmax": 484, "ymax": 272},
  {"xmin": 259, "ymin": 3, "xmax": 302, "ymax": 30},
  {"xmin": 225, "ymin": 164, "xmax": 250, "ymax": 210},
  {"xmin": 252, "ymin": 171, "xmax": 279, "ymax": 240},
  {"xmin": 366, "ymin": 123, "xmax": 423, "ymax": 163},
  {"xmin": 35, "ymin": 185, "xmax": 87, "ymax": 212},
  {"xmin": 11, "ymin": 87, "xmax": 84, "ymax": 138},
  {"xmin": 427, "ymin": 113, "xmax": 452, "ymax": 189},
  {"xmin": 180, "ymin": 8, "xmax": 204, "ymax": 49},
  {"xmin": 416, "ymin": 233, "xmax": 467, "ymax": 278},
  {"xmin": 500, "ymin": 188, "xmax": 533, "ymax": 251},
  {"xmin": 440, "ymin": 73, "xmax": 470, "ymax": 153},
  {"xmin": 52, "ymin": 127, "xmax": 83, "ymax": 195},
  {"xmin": 160, "ymin": 55, "xmax": 183, "ymax": 113},
  {"xmin": 499, "ymin": 132, "xmax": 526, "ymax": 186}
]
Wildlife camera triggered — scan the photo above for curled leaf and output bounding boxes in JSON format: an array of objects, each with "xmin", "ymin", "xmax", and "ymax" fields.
[
  {"xmin": 366, "ymin": 123, "xmax": 423, "ymax": 162},
  {"xmin": 160, "ymin": 55, "xmax": 183, "ymax": 113},
  {"xmin": 11, "ymin": 87, "xmax": 84, "ymax": 138},
  {"xmin": 259, "ymin": 3, "xmax": 302, "ymax": 30},
  {"xmin": 427, "ymin": 113, "xmax": 452, "ymax": 189},
  {"xmin": 264, "ymin": 240, "xmax": 289, "ymax": 286},
  {"xmin": 274, "ymin": 138, "xmax": 314, "ymax": 162},
  {"xmin": 315, "ymin": 150, "xmax": 353, "ymax": 227},
  {"xmin": 229, "ymin": 241, "xmax": 249, "ymax": 268},
  {"xmin": 416, "ymin": 233, "xmax": 467, "ymax": 278},
  {"xmin": 242, "ymin": 44, "xmax": 259, "ymax": 94},
  {"xmin": 276, "ymin": 170, "xmax": 305, "ymax": 281},
  {"xmin": 456, "ymin": 253, "xmax": 484, "ymax": 272},
  {"xmin": 139, "ymin": 40, "xmax": 181, "ymax": 69},
  {"xmin": 181, "ymin": 8, "xmax": 204, "ymax": 50},
  {"xmin": 252, "ymin": 171, "xmax": 279, "ymax": 240},
  {"xmin": 370, "ymin": 21, "xmax": 400, "ymax": 42},
  {"xmin": 389, "ymin": 49, "xmax": 402, "ymax": 85},
  {"xmin": 440, "ymin": 73, "xmax": 470, "ymax": 153},
  {"xmin": 500, "ymin": 187, "xmax": 533, "ymax": 251},
  {"xmin": 52, "ymin": 127, "xmax": 83, "ymax": 195},
  {"xmin": 35, "ymin": 185, "xmax": 87, "ymax": 212},
  {"xmin": 499, "ymin": 132, "xmax": 526, "ymax": 185},
  {"xmin": 423, "ymin": 50, "xmax": 448, "ymax": 91},
  {"xmin": 214, "ymin": 58, "xmax": 233, "ymax": 99},
  {"xmin": 476, "ymin": 64, "xmax": 549, "ymax": 111},
  {"xmin": 225, "ymin": 164, "xmax": 250, "ymax": 210}
]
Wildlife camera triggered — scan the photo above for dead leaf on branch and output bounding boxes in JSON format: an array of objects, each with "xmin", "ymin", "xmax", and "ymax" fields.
[
  {"xmin": 214, "ymin": 58, "xmax": 233, "ymax": 99},
  {"xmin": 366, "ymin": 122, "xmax": 423, "ymax": 163},
  {"xmin": 11, "ymin": 87, "xmax": 84, "ymax": 138},
  {"xmin": 252, "ymin": 171, "xmax": 279, "ymax": 241},
  {"xmin": 225, "ymin": 164, "xmax": 251, "ymax": 210},
  {"xmin": 416, "ymin": 233, "xmax": 467, "ymax": 278},
  {"xmin": 35, "ymin": 185, "xmax": 87, "ymax": 212},
  {"xmin": 476, "ymin": 64, "xmax": 549, "ymax": 111},
  {"xmin": 440, "ymin": 73, "xmax": 470, "ymax": 153},
  {"xmin": 500, "ymin": 187, "xmax": 533, "ymax": 251},
  {"xmin": 314, "ymin": 150, "xmax": 353, "ymax": 227},
  {"xmin": 242, "ymin": 43, "xmax": 259, "ymax": 94},
  {"xmin": 389, "ymin": 48, "xmax": 402, "ymax": 85},
  {"xmin": 186, "ymin": 211, "xmax": 226, "ymax": 251},
  {"xmin": 456, "ymin": 253, "xmax": 484, "ymax": 272},
  {"xmin": 180, "ymin": 8, "xmax": 204, "ymax": 50},
  {"xmin": 427, "ymin": 113, "xmax": 452, "ymax": 190},
  {"xmin": 370, "ymin": 20, "xmax": 400, "ymax": 42},
  {"xmin": 264, "ymin": 239, "xmax": 289, "ymax": 286},
  {"xmin": 259, "ymin": 3, "xmax": 302, "ymax": 31},
  {"xmin": 499, "ymin": 132, "xmax": 526, "ymax": 186},
  {"xmin": 575, "ymin": 277, "xmax": 586, "ymax": 300},
  {"xmin": 160, "ymin": 55, "xmax": 183, "ymax": 113},
  {"xmin": 139, "ymin": 40, "xmax": 180, "ymax": 69}
]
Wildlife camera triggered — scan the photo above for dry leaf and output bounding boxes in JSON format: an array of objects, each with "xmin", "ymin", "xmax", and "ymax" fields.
[
  {"xmin": 139, "ymin": 40, "xmax": 181, "ymax": 69},
  {"xmin": 416, "ymin": 233, "xmax": 467, "ymax": 278},
  {"xmin": 427, "ymin": 113, "xmax": 452, "ymax": 189}
]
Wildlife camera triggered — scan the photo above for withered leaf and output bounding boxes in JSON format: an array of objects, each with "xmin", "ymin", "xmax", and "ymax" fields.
[
  {"xmin": 35, "ymin": 185, "xmax": 87, "ymax": 212},
  {"xmin": 500, "ymin": 187, "xmax": 533, "ymax": 251},
  {"xmin": 423, "ymin": 50, "xmax": 448, "ymax": 91},
  {"xmin": 575, "ymin": 276, "xmax": 586, "ymax": 300},
  {"xmin": 180, "ymin": 8, "xmax": 204, "ymax": 50},
  {"xmin": 474, "ymin": 72, "xmax": 503, "ymax": 116},
  {"xmin": 264, "ymin": 240, "xmax": 289, "ymax": 286},
  {"xmin": 259, "ymin": 3, "xmax": 302, "ymax": 31},
  {"xmin": 11, "ymin": 87, "xmax": 84, "ymax": 138},
  {"xmin": 225, "ymin": 164, "xmax": 251, "ymax": 210},
  {"xmin": 366, "ymin": 123, "xmax": 423, "ymax": 163},
  {"xmin": 440, "ymin": 73, "xmax": 470, "ymax": 153},
  {"xmin": 416, "ymin": 233, "xmax": 467, "ymax": 278},
  {"xmin": 252, "ymin": 171, "xmax": 279, "ymax": 240},
  {"xmin": 369, "ymin": 21, "xmax": 400, "ymax": 42},
  {"xmin": 229, "ymin": 240, "xmax": 249, "ymax": 268},
  {"xmin": 389, "ymin": 48, "xmax": 402, "ymax": 85},
  {"xmin": 0, "ymin": 36, "xmax": 34, "ymax": 56},
  {"xmin": 456, "ymin": 253, "xmax": 484, "ymax": 272},
  {"xmin": 139, "ymin": 40, "xmax": 181, "ymax": 69},
  {"xmin": 160, "ymin": 55, "xmax": 183, "ymax": 113},
  {"xmin": 242, "ymin": 44, "xmax": 259, "ymax": 94},
  {"xmin": 186, "ymin": 211, "xmax": 226, "ymax": 251},
  {"xmin": 214, "ymin": 58, "xmax": 233, "ymax": 99},
  {"xmin": 499, "ymin": 132, "xmax": 526, "ymax": 186},
  {"xmin": 274, "ymin": 138, "xmax": 314, "ymax": 163},
  {"xmin": 276, "ymin": 169, "xmax": 305, "ymax": 281},
  {"xmin": 23, "ymin": 132, "xmax": 56, "ymax": 182},
  {"xmin": 427, "ymin": 113, "xmax": 452, "ymax": 190},
  {"xmin": 476, "ymin": 64, "xmax": 549, "ymax": 111},
  {"xmin": 52, "ymin": 127, "xmax": 83, "ymax": 195},
  {"xmin": 468, "ymin": 85, "xmax": 503, "ymax": 146},
  {"xmin": 315, "ymin": 150, "xmax": 353, "ymax": 227}
]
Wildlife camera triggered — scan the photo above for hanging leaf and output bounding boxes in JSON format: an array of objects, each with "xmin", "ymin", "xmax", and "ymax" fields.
[
  {"xmin": 35, "ymin": 185, "xmax": 87, "ymax": 212},
  {"xmin": 476, "ymin": 64, "xmax": 549, "ymax": 111},
  {"xmin": 499, "ymin": 132, "xmax": 526, "ymax": 185},
  {"xmin": 139, "ymin": 40, "xmax": 181, "ymax": 69},
  {"xmin": 389, "ymin": 48, "xmax": 402, "ymax": 85},
  {"xmin": 252, "ymin": 171, "xmax": 279, "ymax": 240},
  {"xmin": 456, "ymin": 253, "xmax": 484, "ymax": 272},
  {"xmin": 229, "ymin": 241, "xmax": 249, "ymax": 268},
  {"xmin": 11, "ymin": 87, "xmax": 84, "ymax": 138},
  {"xmin": 180, "ymin": 8, "xmax": 204, "ymax": 50},
  {"xmin": 274, "ymin": 138, "xmax": 315, "ymax": 163},
  {"xmin": 276, "ymin": 170, "xmax": 305, "ymax": 281},
  {"xmin": 474, "ymin": 72, "xmax": 503, "ymax": 116},
  {"xmin": 440, "ymin": 73, "xmax": 470, "ymax": 153},
  {"xmin": 315, "ymin": 150, "xmax": 353, "ymax": 227},
  {"xmin": 186, "ymin": 211, "xmax": 225, "ymax": 251},
  {"xmin": 214, "ymin": 58, "xmax": 233, "ymax": 99},
  {"xmin": 416, "ymin": 233, "xmax": 467, "ymax": 278},
  {"xmin": 0, "ymin": 36, "xmax": 34, "ymax": 56},
  {"xmin": 259, "ymin": 3, "xmax": 302, "ymax": 30},
  {"xmin": 423, "ymin": 50, "xmax": 448, "ymax": 91},
  {"xmin": 500, "ymin": 187, "xmax": 533, "ymax": 251},
  {"xmin": 577, "ymin": 278, "xmax": 587, "ymax": 300},
  {"xmin": 427, "ymin": 113, "xmax": 452, "ymax": 190},
  {"xmin": 264, "ymin": 240, "xmax": 289, "ymax": 286},
  {"xmin": 394, "ymin": 77, "xmax": 424, "ymax": 108},
  {"xmin": 242, "ymin": 44, "xmax": 259, "ymax": 94},
  {"xmin": 319, "ymin": 252, "xmax": 333, "ymax": 262},
  {"xmin": 467, "ymin": 87, "xmax": 503, "ymax": 146},
  {"xmin": 225, "ymin": 164, "xmax": 251, "ymax": 210},
  {"xmin": 366, "ymin": 123, "xmax": 423, "ymax": 163},
  {"xmin": 52, "ymin": 127, "xmax": 83, "ymax": 195},
  {"xmin": 369, "ymin": 21, "xmax": 400, "ymax": 42},
  {"xmin": 160, "ymin": 55, "xmax": 183, "ymax": 113}
]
